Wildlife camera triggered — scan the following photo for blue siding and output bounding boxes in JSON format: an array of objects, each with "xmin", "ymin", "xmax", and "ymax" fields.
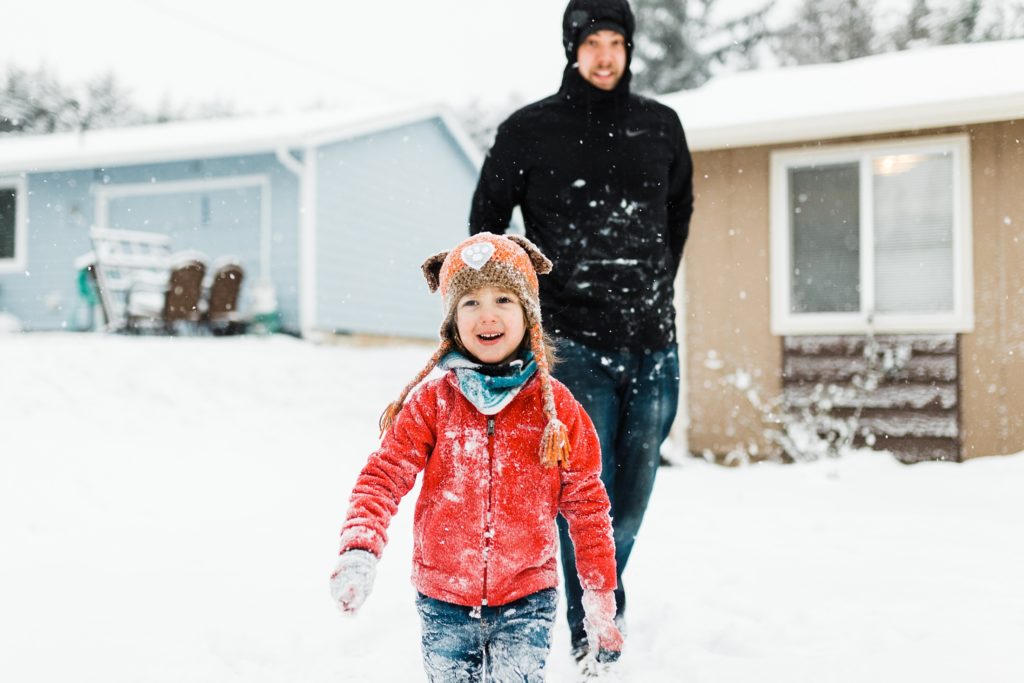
[
  {"xmin": 0, "ymin": 170, "xmax": 95, "ymax": 330},
  {"xmin": 107, "ymin": 186, "xmax": 263, "ymax": 291},
  {"xmin": 0, "ymin": 156, "xmax": 302, "ymax": 331},
  {"xmin": 314, "ymin": 118, "xmax": 478, "ymax": 338}
]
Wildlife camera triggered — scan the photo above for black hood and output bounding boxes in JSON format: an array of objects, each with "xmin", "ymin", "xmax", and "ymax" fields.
[
  {"xmin": 560, "ymin": 0, "xmax": 635, "ymax": 104},
  {"xmin": 562, "ymin": 0, "xmax": 635, "ymax": 63}
]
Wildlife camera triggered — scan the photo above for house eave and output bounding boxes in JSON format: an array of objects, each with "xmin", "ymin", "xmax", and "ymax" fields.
[
  {"xmin": 686, "ymin": 92, "xmax": 1024, "ymax": 152},
  {"xmin": 0, "ymin": 104, "xmax": 466, "ymax": 175}
]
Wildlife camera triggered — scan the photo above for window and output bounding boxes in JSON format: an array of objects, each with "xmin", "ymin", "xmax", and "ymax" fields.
[
  {"xmin": 770, "ymin": 136, "xmax": 973, "ymax": 335},
  {"xmin": 0, "ymin": 177, "xmax": 27, "ymax": 273}
]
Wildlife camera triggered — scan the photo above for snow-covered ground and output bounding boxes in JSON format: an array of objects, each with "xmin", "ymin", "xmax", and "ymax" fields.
[{"xmin": 2, "ymin": 334, "xmax": 1022, "ymax": 682}]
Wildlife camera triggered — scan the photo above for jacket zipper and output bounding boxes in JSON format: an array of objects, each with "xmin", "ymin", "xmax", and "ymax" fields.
[{"xmin": 481, "ymin": 415, "xmax": 496, "ymax": 606}]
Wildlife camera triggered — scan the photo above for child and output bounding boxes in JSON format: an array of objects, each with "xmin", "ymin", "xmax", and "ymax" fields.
[{"xmin": 330, "ymin": 232, "xmax": 623, "ymax": 681}]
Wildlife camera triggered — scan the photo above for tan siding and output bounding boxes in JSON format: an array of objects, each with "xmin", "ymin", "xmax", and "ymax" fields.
[
  {"xmin": 684, "ymin": 121, "xmax": 1024, "ymax": 460},
  {"xmin": 685, "ymin": 147, "xmax": 780, "ymax": 456},
  {"xmin": 961, "ymin": 121, "xmax": 1024, "ymax": 458}
]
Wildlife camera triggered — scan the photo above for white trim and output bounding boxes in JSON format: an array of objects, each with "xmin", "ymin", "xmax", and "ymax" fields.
[
  {"xmin": 860, "ymin": 157, "xmax": 875, "ymax": 323},
  {"xmin": 92, "ymin": 174, "xmax": 273, "ymax": 278},
  {"xmin": 298, "ymin": 147, "xmax": 318, "ymax": 337},
  {"xmin": 93, "ymin": 174, "xmax": 269, "ymax": 200},
  {"xmin": 952, "ymin": 146, "xmax": 975, "ymax": 334},
  {"xmin": 259, "ymin": 181, "xmax": 273, "ymax": 281},
  {"xmin": 0, "ymin": 104, "xmax": 465, "ymax": 175},
  {"xmin": 0, "ymin": 175, "xmax": 28, "ymax": 274},
  {"xmin": 770, "ymin": 135, "xmax": 974, "ymax": 336}
]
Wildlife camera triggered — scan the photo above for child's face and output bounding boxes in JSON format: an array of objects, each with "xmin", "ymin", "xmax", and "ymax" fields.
[{"xmin": 455, "ymin": 286, "xmax": 528, "ymax": 365}]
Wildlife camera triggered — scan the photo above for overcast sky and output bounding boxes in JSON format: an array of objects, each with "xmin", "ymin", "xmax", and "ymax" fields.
[
  {"xmin": 3, "ymin": 0, "xmax": 575, "ymax": 114},
  {"xmin": 4, "ymin": 0, "xmax": 949, "ymax": 118}
]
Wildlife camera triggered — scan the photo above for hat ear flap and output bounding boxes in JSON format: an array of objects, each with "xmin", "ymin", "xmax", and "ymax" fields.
[
  {"xmin": 421, "ymin": 251, "xmax": 449, "ymax": 293},
  {"xmin": 506, "ymin": 235, "xmax": 552, "ymax": 275}
]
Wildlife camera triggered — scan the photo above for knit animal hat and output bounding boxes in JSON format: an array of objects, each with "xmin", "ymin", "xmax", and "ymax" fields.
[{"xmin": 378, "ymin": 232, "xmax": 571, "ymax": 468}]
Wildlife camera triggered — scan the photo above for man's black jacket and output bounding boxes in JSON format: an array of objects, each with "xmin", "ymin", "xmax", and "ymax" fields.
[{"xmin": 469, "ymin": 66, "xmax": 694, "ymax": 352}]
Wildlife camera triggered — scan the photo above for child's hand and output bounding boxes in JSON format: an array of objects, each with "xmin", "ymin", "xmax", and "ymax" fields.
[
  {"xmin": 329, "ymin": 549, "xmax": 378, "ymax": 615},
  {"xmin": 582, "ymin": 589, "xmax": 623, "ymax": 662}
]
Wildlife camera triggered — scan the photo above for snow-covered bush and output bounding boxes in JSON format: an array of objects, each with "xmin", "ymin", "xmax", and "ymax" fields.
[
  {"xmin": 716, "ymin": 331, "xmax": 912, "ymax": 464},
  {"xmin": 0, "ymin": 312, "xmax": 24, "ymax": 333}
]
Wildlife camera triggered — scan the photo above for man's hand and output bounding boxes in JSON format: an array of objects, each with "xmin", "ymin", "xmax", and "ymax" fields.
[
  {"xmin": 582, "ymin": 589, "xmax": 623, "ymax": 663},
  {"xmin": 329, "ymin": 549, "xmax": 378, "ymax": 616}
]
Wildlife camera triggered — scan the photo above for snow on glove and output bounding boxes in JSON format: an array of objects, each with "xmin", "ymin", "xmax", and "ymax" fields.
[
  {"xmin": 582, "ymin": 589, "xmax": 623, "ymax": 663},
  {"xmin": 329, "ymin": 549, "xmax": 378, "ymax": 616}
]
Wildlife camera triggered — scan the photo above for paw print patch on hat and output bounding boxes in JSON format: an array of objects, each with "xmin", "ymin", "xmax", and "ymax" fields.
[{"xmin": 461, "ymin": 242, "xmax": 495, "ymax": 270}]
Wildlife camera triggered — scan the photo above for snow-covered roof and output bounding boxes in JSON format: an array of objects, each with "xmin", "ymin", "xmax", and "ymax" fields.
[
  {"xmin": 0, "ymin": 103, "xmax": 480, "ymax": 174},
  {"xmin": 663, "ymin": 39, "xmax": 1024, "ymax": 151}
]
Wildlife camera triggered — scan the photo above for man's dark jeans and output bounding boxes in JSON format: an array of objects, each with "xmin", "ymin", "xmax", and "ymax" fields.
[
  {"xmin": 415, "ymin": 588, "xmax": 558, "ymax": 682},
  {"xmin": 554, "ymin": 338, "xmax": 680, "ymax": 651}
]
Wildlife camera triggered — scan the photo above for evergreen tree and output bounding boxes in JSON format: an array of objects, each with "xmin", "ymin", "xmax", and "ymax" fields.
[
  {"xmin": 0, "ymin": 65, "xmax": 145, "ymax": 134},
  {"xmin": 774, "ymin": 0, "xmax": 878, "ymax": 65},
  {"xmin": 937, "ymin": 0, "xmax": 986, "ymax": 42},
  {"xmin": 889, "ymin": 0, "xmax": 933, "ymax": 50},
  {"xmin": 0, "ymin": 64, "xmax": 236, "ymax": 136},
  {"xmin": 775, "ymin": 0, "xmax": 1024, "ymax": 67},
  {"xmin": 631, "ymin": 0, "xmax": 774, "ymax": 94},
  {"xmin": 932, "ymin": 0, "xmax": 1024, "ymax": 43}
]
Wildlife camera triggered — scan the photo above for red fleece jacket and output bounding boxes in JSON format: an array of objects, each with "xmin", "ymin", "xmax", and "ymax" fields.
[{"xmin": 339, "ymin": 371, "xmax": 616, "ymax": 607}]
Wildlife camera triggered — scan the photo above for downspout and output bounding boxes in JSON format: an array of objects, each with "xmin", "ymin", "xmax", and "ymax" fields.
[{"xmin": 276, "ymin": 145, "xmax": 317, "ymax": 338}]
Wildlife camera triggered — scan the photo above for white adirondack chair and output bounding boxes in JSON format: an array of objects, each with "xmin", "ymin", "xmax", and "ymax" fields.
[{"xmin": 88, "ymin": 227, "xmax": 172, "ymax": 331}]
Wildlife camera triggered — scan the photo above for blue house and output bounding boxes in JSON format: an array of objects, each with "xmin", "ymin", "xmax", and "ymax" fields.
[{"xmin": 0, "ymin": 104, "xmax": 482, "ymax": 337}]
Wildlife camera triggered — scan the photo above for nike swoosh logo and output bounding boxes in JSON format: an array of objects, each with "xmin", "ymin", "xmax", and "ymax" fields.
[{"xmin": 625, "ymin": 128, "xmax": 648, "ymax": 138}]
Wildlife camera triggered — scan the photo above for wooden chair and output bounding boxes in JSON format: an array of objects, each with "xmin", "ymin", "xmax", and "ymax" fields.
[
  {"xmin": 204, "ymin": 259, "xmax": 246, "ymax": 335},
  {"xmin": 125, "ymin": 252, "xmax": 207, "ymax": 334}
]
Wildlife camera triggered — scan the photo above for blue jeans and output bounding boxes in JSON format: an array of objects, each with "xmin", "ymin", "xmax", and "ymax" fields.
[
  {"xmin": 415, "ymin": 589, "xmax": 558, "ymax": 682},
  {"xmin": 553, "ymin": 338, "xmax": 680, "ymax": 650}
]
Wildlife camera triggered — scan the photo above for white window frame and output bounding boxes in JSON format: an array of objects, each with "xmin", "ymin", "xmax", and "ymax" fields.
[
  {"xmin": 770, "ymin": 135, "xmax": 974, "ymax": 336},
  {"xmin": 0, "ymin": 175, "xmax": 28, "ymax": 274},
  {"xmin": 92, "ymin": 174, "xmax": 272, "ymax": 279}
]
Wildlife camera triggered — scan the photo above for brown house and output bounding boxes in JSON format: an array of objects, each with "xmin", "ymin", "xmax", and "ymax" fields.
[{"xmin": 664, "ymin": 40, "xmax": 1024, "ymax": 462}]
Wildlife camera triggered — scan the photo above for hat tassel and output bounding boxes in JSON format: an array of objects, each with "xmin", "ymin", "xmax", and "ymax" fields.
[
  {"xmin": 540, "ymin": 418, "xmax": 571, "ymax": 468},
  {"xmin": 378, "ymin": 400, "xmax": 403, "ymax": 437}
]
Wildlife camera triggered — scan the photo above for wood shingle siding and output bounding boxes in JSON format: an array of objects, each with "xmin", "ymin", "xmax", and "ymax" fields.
[{"xmin": 782, "ymin": 334, "xmax": 960, "ymax": 463}]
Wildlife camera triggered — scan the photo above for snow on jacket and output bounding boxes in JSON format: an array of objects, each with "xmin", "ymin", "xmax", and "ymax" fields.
[
  {"xmin": 468, "ymin": 17, "xmax": 694, "ymax": 352},
  {"xmin": 339, "ymin": 371, "xmax": 616, "ymax": 608}
]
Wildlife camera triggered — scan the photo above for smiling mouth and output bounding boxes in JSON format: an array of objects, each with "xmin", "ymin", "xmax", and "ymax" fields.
[{"xmin": 478, "ymin": 332, "xmax": 504, "ymax": 342}]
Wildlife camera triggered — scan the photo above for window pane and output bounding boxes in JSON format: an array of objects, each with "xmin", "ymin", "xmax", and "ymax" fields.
[
  {"xmin": 873, "ymin": 153, "xmax": 954, "ymax": 313},
  {"xmin": 0, "ymin": 188, "xmax": 15, "ymax": 259},
  {"xmin": 789, "ymin": 163, "xmax": 860, "ymax": 313}
]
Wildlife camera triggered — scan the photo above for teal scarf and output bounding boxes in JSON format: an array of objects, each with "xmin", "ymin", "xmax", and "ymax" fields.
[{"xmin": 439, "ymin": 351, "xmax": 538, "ymax": 415}]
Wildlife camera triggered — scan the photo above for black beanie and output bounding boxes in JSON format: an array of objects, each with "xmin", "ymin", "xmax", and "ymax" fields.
[{"xmin": 562, "ymin": 0, "xmax": 636, "ymax": 62}]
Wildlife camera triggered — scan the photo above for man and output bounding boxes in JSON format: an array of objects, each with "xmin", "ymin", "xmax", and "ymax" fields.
[{"xmin": 468, "ymin": 0, "xmax": 694, "ymax": 664}]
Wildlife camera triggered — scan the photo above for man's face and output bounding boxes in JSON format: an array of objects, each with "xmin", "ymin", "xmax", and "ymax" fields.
[{"xmin": 576, "ymin": 29, "xmax": 627, "ymax": 91}]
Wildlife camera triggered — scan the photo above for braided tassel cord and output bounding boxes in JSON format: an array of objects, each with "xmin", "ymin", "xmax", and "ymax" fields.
[
  {"xmin": 530, "ymin": 323, "xmax": 570, "ymax": 468},
  {"xmin": 378, "ymin": 340, "xmax": 450, "ymax": 438}
]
